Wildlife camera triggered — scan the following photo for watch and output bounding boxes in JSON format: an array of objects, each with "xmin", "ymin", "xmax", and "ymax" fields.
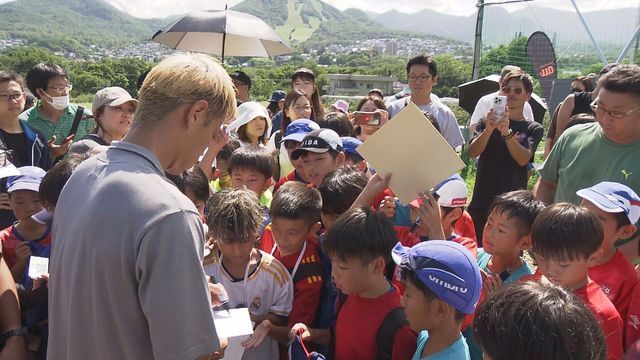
[{"xmin": 502, "ymin": 129, "xmax": 514, "ymax": 140}]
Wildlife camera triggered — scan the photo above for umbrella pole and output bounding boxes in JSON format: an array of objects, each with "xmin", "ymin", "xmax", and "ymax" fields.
[{"xmin": 221, "ymin": 31, "xmax": 226, "ymax": 63}]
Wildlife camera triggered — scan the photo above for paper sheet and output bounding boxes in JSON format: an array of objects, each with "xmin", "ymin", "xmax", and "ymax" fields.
[
  {"xmin": 214, "ymin": 308, "xmax": 253, "ymax": 359},
  {"xmin": 28, "ymin": 256, "xmax": 49, "ymax": 278},
  {"xmin": 357, "ymin": 102, "xmax": 466, "ymax": 204}
]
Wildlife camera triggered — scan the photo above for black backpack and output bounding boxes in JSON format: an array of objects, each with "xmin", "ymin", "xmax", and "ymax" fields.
[{"xmin": 375, "ymin": 307, "xmax": 410, "ymax": 360}]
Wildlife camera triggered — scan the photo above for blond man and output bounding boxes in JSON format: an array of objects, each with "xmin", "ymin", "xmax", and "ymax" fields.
[{"xmin": 48, "ymin": 53, "xmax": 236, "ymax": 360}]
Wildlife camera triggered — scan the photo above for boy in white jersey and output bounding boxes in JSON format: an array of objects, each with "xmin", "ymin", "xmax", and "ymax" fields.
[{"xmin": 204, "ymin": 188, "xmax": 293, "ymax": 360}]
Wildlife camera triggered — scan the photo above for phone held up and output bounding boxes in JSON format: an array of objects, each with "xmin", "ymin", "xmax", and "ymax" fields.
[
  {"xmin": 353, "ymin": 111, "xmax": 381, "ymax": 126},
  {"xmin": 493, "ymin": 95, "xmax": 507, "ymax": 121}
]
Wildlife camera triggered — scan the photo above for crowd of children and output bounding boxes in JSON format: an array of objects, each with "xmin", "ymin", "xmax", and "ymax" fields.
[{"xmin": 1, "ymin": 54, "xmax": 639, "ymax": 360}]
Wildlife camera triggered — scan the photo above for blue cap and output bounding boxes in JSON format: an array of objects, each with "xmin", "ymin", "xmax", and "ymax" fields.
[
  {"xmin": 281, "ymin": 119, "xmax": 320, "ymax": 144},
  {"xmin": 577, "ymin": 181, "xmax": 640, "ymax": 224},
  {"xmin": 392, "ymin": 240, "xmax": 482, "ymax": 314},
  {"xmin": 341, "ymin": 136, "xmax": 363, "ymax": 160},
  {"xmin": 270, "ymin": 90, "xmax": 286, "ymax": 103},
  {"xmin": 7, "ymin": 166, "xmax": 46, "ymax": 193}
]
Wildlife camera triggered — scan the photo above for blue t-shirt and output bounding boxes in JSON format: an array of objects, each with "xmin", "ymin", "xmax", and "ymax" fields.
[
  {"xmin": 476, "ymin": 248, "xmax": 533, "ymax": 284},
  {"xmin": 412, "ymin": 331, "xmax": 470, "ymax": 360}
]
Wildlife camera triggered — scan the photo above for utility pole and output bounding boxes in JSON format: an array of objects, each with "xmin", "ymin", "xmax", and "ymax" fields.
[{"xmin": 471, "ymin": 0, "xmax": 485, "ymax": 80}]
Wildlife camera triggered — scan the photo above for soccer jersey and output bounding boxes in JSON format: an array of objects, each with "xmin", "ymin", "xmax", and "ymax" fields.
[
  {"xmin": 412, "ymin": 331, "xmax": 470, "ymax": 360},
  {"xmin": 273, "ymin": 170, "xmax": 308, "ymax": 194},
  {"xmin": 0, "ymin": 223, "xmax": 51, "ymax": 288},
  {"xmin": 626, "ymin": 282, "xmax": 640, "ymax": 348},
  {"xmin": 335, "ymin": 287, "xmax": 417, "ymax": 360},
  {"xmin": 204, "ymin": 250, "xmax": 293, "ymax": 360},
  {"xmin": 476, "ymin": 249, "xmax": 533, "ymax": 284},
  {"xmin": 589, "ymin": 250, "xmax": 639, "ymax": 321}
]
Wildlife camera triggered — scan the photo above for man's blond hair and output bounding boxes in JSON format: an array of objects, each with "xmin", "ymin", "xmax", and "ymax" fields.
[{"xmin": 136, "ymin": 53, "xmax": 236, "ymax": 127}]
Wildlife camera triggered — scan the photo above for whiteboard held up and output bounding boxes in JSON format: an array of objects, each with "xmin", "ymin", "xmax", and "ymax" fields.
[{"xmin": 357, "ymin": 102, "xmax": 466, "ymax": 204}]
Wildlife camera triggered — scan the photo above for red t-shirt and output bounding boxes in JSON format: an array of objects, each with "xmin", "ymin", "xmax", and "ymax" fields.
[
  {"xmin": 258, "ymin": 224, "xmax": 276, "ymax": 254},
  {"xmin": 272, "ymin": 241, "xmax": 323, "ymax": 327},
  {"xmin": 453, "ymin": 210, "xmax": 477, "ymax": 244},
  {"xmin": 372, "ymin": 188, "xmax": 395, "ymax": 210},
  {"xmin": 334, "ymin": 287, "xmax": 417, "ymax": 360},
  {"xmin": 589, "ymin": 250, "xmax": 639, "ymax": 321},
  {"xmin": 626, "ymin": 282, "xmax": 640, "ymax": 348},
  {"xmin": 573, "ymin": 279, "xmax": 624, "ymax": 360}
]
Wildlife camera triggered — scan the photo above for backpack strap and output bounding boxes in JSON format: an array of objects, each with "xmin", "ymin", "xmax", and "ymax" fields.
[
  {"xmin": 67, "ymin": 106, "xmax": 84, "ymax": 139},
  {"xmin": 375, "ymin": 307, "xmax": 409, "ymax": 360}
]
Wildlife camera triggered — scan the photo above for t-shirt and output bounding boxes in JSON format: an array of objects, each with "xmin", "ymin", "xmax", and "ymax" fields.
[
  {"xmin": 48, "ymin": 141, "xmax": 220, "ymax": 360},
  {"xmin": 386, "ymin": 96, "xmax": 465, "ymax": 149},
  {"xmin": 539, "ymin": 122, "xmax": 640, "ymax": 205},
  {"xmin": 476, "ymin": 248, "xmax": 533, "ymax": 284},
  {"xmin": 266, "ymin": 130, "xmax": 294, "ymax": 180},
  {"xmin": 626, "ymin": 281, "xmax": 640, "ymax": 347},
  {"xmin": 0, "ymin": 129, "xmax": 28, "ymax": 166},
  {"xmin": 204, "ymin": 249, "xmax": 293, "ymax": 360},
  {"xmin": 20, "ymin": 102, "xmax": 94, "ymax": 145},
  {"xmin": 470, "ymin": 118, "xmax": 544, "ymax": 208},
  {"xmin": 272, "ymin": 240, "xmax": 324, "ymax": 327},
  {"xmin": 334, "ymin": 287, "xmax": 417, "ymax": 360},
  {"xmin": 589, "ymin": 250, "xmax": 639, "ymax": 321},
  {"xmin": 0, "ymin": 223, "xmax": 51, "ymax": 288},
  {"xmin": 469, "ymin": 91, "xmax": 535, "ymax": 126},
  {"xmin": 574, "ymin": 279, "xmax": 624, "ymax": 360},
  {"xmin": 273, "ymin": 170, "xmax": 308, "ymax": 194},
  {"xmin": 412, "ymin": 331, "xmax": 470, "ymax": 360}
]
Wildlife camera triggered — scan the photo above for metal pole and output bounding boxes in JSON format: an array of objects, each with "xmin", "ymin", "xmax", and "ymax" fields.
[
  {"xmin": 632, "ymin": 2, "xmax": 640, "ymax": 63},
  {"xmin": 617, "ymin": 23, "xmax": 640, "ymax": 63},
  {"xmin": 472, "ymin": 0, "xmax": 485, "ymax": 80},
  {"xmin": 570, "ymin": 0, "xmax": 608, "ymax": 64}
]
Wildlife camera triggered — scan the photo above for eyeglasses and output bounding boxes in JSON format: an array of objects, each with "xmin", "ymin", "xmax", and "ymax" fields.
[
  {"xmin": 408, "ymin": 74, "xmax": 432, "ymax": 83},
  {"xmin": 293, "ymin": 105, "xmax": 311, "ymax": 112},
  {"xmin": 283, "ymin": 140, "xmax": 301, "ymax": 150},
  {"xmin": 0, "ymin": 93, "xmax": 25, "ymax": 102},
  {"xmin": 46, "ymin": 84, "xmax": 73, "ymax": 95},
  {"xmin": 501, "ymin": 87, "xmax": 524, "ymax": 95},
  {"xmin": 590, "ymin": 99, "xmax": 640, "ymax": 120}
]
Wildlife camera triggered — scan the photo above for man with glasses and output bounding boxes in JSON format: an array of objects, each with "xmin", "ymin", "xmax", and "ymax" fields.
[
  {"xmin": 386, "ymin": 55, "xmax": 464, "ymax": 150},
  {"xmin": 19, "ymin": 62, "xmax": 94, "ymax": 159},
  {"xmin": 0, "ymin": 72, "xmax": 52, "ymax": 229}
]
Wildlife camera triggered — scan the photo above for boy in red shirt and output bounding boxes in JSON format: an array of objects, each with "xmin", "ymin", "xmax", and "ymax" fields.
[
  {"xmin": 530, "ymin": 203, "xmax": 624, "ymax": 360},
  {"xmin": 289, "ymin": 207, "xmax": 417, "ymax": 359},
  {"xmin": 576, "ymin": 181, "xmax": 640, "ymax": 322},
  {"xmin": 247, "ymin": 182, "xmax": 324, "ymax": 348}
]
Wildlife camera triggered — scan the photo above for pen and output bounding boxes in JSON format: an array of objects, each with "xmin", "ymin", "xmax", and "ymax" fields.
[
  {"xmin": 209, "ymin": 275, "xmax": 230, "ymax": 314},
  {"xmin": 409, "ymin": 217, "xmax": 421, "ymax": 234}
]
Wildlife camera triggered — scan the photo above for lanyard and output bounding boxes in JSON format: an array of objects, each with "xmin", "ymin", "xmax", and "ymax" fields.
[
  {"xmin": 217, "ymin": 252, "xmax": 253, "ymax": 307},
  {"xmin": 271, "ymin": 241, "xmax": 307, "ymax": 280}
]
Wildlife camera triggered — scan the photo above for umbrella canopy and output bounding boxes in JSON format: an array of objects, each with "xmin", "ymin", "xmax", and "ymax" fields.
[
  {"xmin": 458, "ymin": 74, "xmax": 547, "ymax": 125},
  {"xmin": 151, "ymin": 9, "xmax": 293, "ymax": 60}
]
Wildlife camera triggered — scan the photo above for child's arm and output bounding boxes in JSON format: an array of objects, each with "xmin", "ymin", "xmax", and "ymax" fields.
[
  {"xmin": 289, "ymin": 323, "xmax": 332, "ymax": 346},
  {"xmin": 198, "ymin": 125, "xmax": 229, "ymax": 180},
  {"xmin": 10, "ymin": 243, "xmax": 31, "ymax": 282},
  {"xmin": 351, "ymin": 173, "xmax": 392, "ymax": 210},
  {"xmin": 250, "ymin": 312, "xmax": 287, "ymax": 327},
  {"xmin": 242, "ymin": 320, "xmax": 291, "ymax": 347}
]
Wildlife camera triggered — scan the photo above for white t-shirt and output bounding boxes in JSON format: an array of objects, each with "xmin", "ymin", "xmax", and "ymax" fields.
[
  {"xmin": 469, "ymin": 91, "xmax": 535, "ymax": 126},
  {"xmin": 266, "ymin": 131, "xmax": 294, "ymax": 179},
  {"xmin": 204, "ymin": 250, "xmax": 293, "ymax": 360},
  {"xmin": 386, "ymin": 95, "xmax": 465, "ymax": 149}
]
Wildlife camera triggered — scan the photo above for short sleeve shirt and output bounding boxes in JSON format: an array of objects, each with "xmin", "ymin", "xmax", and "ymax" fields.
[
  {"xmin": 539, "ymin": 122, "xmax": 640, "ymax": 204},
  {"xmin": 412, "ymin": 331, "xmax": 470, "ymax": 360},
  {"xmin": 469, "ymin": 91, "xmax": 535, "ymax": 126},
  {"xmin": 20, "ymin": 102, "xmax": 95, "ymax": 144},
  {"xmin": 48, "ymin": 141, "xmax": 220, "ymax": 360}
]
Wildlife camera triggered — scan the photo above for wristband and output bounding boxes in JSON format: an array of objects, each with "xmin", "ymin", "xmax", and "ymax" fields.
[
  {"xmin": 0, "ymin": 326, "xmax": 28, "ymax": 347},
  {"xmin": 502, "ymin": 130, "xmax": 514, "ymax": 140}
]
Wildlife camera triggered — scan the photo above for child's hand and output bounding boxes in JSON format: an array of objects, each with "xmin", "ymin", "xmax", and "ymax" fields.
[
  {"xmin": 481, "ymin": 269, "xmax": 504, "ymax": 294},
  {"xmin": 242, "ymin": 320, "xmax": 271, "ymax": 348},
  {"xmin": 365, "ymin": 173, "xmax": 392, "ymax": 198},
  {"xmin": 415, "ymin": 191, "xmax": 445, "ymax": 240},
  {"xmin": 379, "ymin": 196, "xmax": 397, "ymax": 218},
  {"xmin": 15, "ymin": 243, "xmax": 32, "ymax": 262},
  {"xmin": 32, "ymin": 273, "xmax": 49, "ymax": 289},
  {"xmin": 209, "ymin": 124, "xmax": 230, "ymax": 153},
  {"xmin": 289, "ymin": 323, "xmax": 311, "ymax": 342},
  {"xmin": 0, "ymin": 193, "xmax": 10, "ymax": 210}
]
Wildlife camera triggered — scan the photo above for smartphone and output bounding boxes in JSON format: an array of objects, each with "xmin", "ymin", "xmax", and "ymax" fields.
[
  {"xmin": 498, "ymin": 269, "xmax": 511, "ymax": 282},
  {"xmin": 493, "ymin": 95, "xmax": 507, "ymax": 121},
  {"xmin": 353, "ymin": 111, "xmax": 381, "ymax": 126}
]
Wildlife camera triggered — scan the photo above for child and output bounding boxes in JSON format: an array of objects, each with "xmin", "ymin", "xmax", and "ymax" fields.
[
  {"xmin": 290, "ymin": 128, "xmax": 345, "ymax": 187},
  {"xmin": 340, "ymin": 136, "xmax": 368, "ymax": 174},
  {"xmin": 474, "ymin": 281, "xmax": 607, "ymax": 360},
  {"xmin": 203, "ymin": 188, "xmax": 293, "ymax": 360},
  {"xmin": 530, "ymin": 203, "xmax": 623, "ymax": 360},
  {"xmin": 0, "ymin": 166, "xmax": 49, "ymax": 287},
  {"xmin": 393, "ymin": 240, "xmax": 482, "ymax": 359},
  {"xmin": 577, "ymin": 182, "xmax": 640, "ymax": 322},
  {"xmin": 317, "ymin": 166, "xmax": 368, "ymax": 230},
  {"xmin": 228, "ymin": 101, "xmax": 271, "ymax": 147},
  {"xmin": 246, "ymin": 182, "xmax": 324, "ymax": 348},
  {"xmin": 210, "ymin": 139, "xmax": 241, "ymax": 192},
  {"xmin": 166, "ymin": 165, "xmax": 211, "ymax": 221},
  {"xmin": 289, "ymin": 207, "xmax": 417, "ymax": 359},
  {"xmin": 273, "ymin": 119, "xmax": 320, "ymax": 193},
  {"xmin": 228, "ymin": 146, "xmax": 274, "ymax": 236}
]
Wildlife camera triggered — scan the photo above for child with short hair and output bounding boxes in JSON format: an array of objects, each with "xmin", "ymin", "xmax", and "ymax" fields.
[
  {"xmin": 393, "ymin": 240, "xmax": 481, "ymax": 359},
  {"xmin": 341, "ymin": 136, "xmax": 368, "ymax": 174},
  {"xmin": 203, "ymin": 188, "xmax": 293, "ymax": 360},
  {"xmin": 0, "ymin": 166, "xmax": 49, "ymax": 287},
  {"xmin": 576, "ymin": 182, "xmax": 640, "ymax": 322},
  {"xmin": 245, "ymin": 182, "xmax": 324, "ymax": 348},
  {"xmin": 474, "ymin": 281, "xmax": 607, "ymax": 360},
  {"xmin": 530, "ymin": 203, "xmax": 623, "ymax": 360},
  {"xmin": 166, "ymin": 165, "xmax": 211, "ymax": 221},
  {"xmin": 317, "ymin": 166, "xmax": 367, "ymax": 229},
  {"xmin": 290, "ymin": 128, "xmax": 345, "ymax": 187},
  {"xmin": 273, "ymin": 119, "xmax": 320, "ymax": 193},
  {"xmin": 289, "ymin": 207, "xmax": 417, "ymax": 359}
]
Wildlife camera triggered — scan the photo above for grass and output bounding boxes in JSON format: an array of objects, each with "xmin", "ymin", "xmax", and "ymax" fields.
[{"xmin": 275, "ymin": 0, "xmax": 321, "ymax": 43}]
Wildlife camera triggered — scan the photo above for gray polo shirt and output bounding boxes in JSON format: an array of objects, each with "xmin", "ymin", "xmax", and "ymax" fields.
[{"xmin": 48, "ymin": 141, "xmax": 219, "ymax": 360}]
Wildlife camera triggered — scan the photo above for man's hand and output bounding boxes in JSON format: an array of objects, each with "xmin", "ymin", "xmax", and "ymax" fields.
[
  {"xmin": 48, "ymin": 134, "xmax": 74, "ymax": 158},
  {"xmin": 209, "ymin": 337, "xmax": 227, "ymax": 360},
  {"xmin": 208, "ymin": 281, "xmax": 229, "ymax": 309},
  {"xmin": 0, "ymin": 193, "xmax": 10, "ymax": 211}
]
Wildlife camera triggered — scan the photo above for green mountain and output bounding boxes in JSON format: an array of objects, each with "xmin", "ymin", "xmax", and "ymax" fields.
[{"xmin": 0, "ymin": 0, "xmax": 168, "ymax": 54}]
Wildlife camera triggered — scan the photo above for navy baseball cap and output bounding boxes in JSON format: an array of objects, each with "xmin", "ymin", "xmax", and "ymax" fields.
[
  {"xmin": 577, "ymin": 181, "xmax": 640, "ymax": 224},
  {"xmin": 291, "ymin": 128, "xmax": 343, "ymax": 160},
  {"xmin": 270, "ymin": 90, "xmax": 286, "ymax": 103},
  {"xmin": 392, "ymin": 240, "xmax": 482, "ymax": 314},
  {"xmin": 230, "ymin": 71, "xmax": 251, "ymax": 87},
  {"xmin": 341, "ymin": 136, "xmax": 363, "ymax": 160},
  {"xmin": 282, "ymin": 119, "xmax": 320, "ymax": 144},
  {"xmin": 7, "ymin": 166, "xmax": 46, "ymax": 193}
]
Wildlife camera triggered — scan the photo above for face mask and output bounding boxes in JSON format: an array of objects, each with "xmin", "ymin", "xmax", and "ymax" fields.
[
  {"xmin": 218, "ymin": 171, "xmax": 231, "ymax": 189},
  {"xmin": 45, "ymin": 94, "xmax": 69, "ymax": 110}
]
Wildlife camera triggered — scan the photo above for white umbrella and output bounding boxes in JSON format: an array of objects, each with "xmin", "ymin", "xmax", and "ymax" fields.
[{"xmin": 151, "ymin": 9, "xmax": 293, "ymax": 61}]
